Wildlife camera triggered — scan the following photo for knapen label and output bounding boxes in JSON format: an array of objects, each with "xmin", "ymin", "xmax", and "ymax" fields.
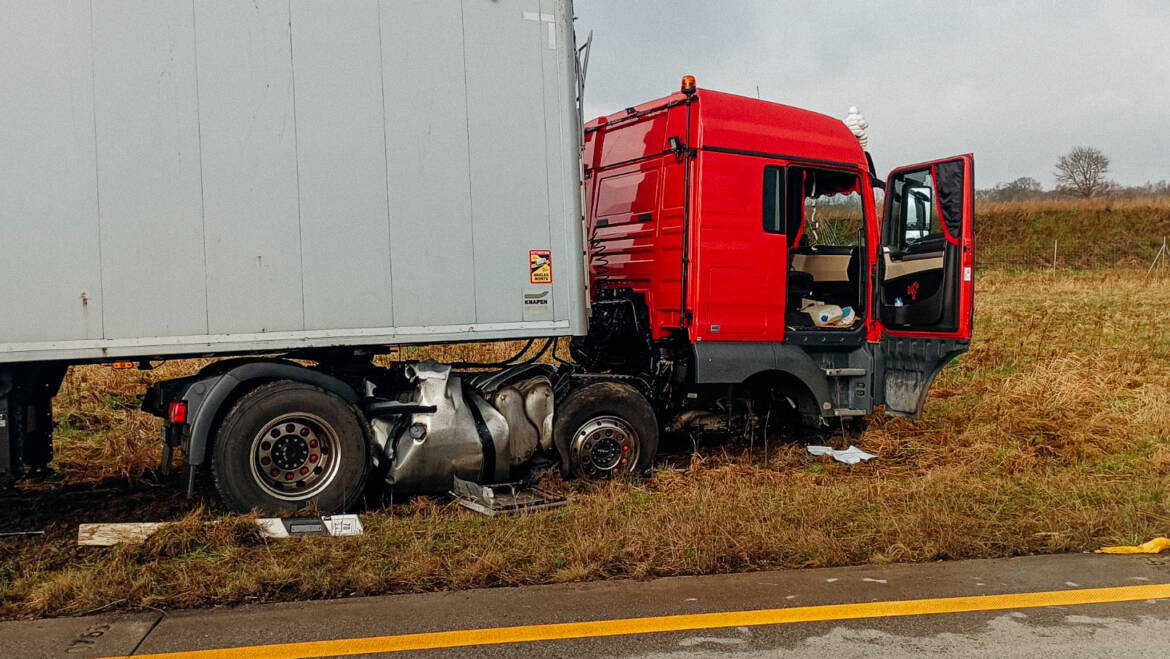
[
  {"xmin": 530, "ymin": 250, "xmax": 552, "ymax": 284},
  {"xmin": 523, "ymin": 290, "xmax": 553, "ymax": 321}
]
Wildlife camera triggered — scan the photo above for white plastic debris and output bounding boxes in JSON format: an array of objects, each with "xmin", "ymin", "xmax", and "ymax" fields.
[{"xmin": 806, "ymin": 445, "xmax": 877, "ymax": 465}]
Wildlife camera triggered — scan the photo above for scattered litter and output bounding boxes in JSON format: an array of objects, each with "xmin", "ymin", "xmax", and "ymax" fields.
[
  {"xmin": 256, "ymin": 514, "xmax": 364, "ymax": 538},
  {"xmin": 78, "ymin": 522, "xmax": 165, "ymax": 546},
  {"xmin": 786, "ymin": 595, "xmax": 797, "ymax": 600},
  {"xmin": 1095, "ymin": 537, "xmax": 1170, "ymax": 555},
  {"xmin": 800, "ymin": 300, "xmax": 858, "ymax": 328},
  {"xmin": 451, "ymin": 476, "xmax": 567, "ymax": 517},
  {"xmin": 825, "ymin": 578, "xmax": 839, "ymax": 583},
  {"xmin": 862, "ymin": 578, "xmax": 888, "ymax": 584},
  {"xmin": 79, "ymin": 515, "xmax": 364, "ymax": 546},
  {"xmin": 806, "ymin": 445, "xmax": 877, "ymax": 464},
  {"xmin": 1064, "ymin": 581, "xmax": 1081, "ymax": 587}
]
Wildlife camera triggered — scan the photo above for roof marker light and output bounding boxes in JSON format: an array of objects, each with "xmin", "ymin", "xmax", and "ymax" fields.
[{"xmin": 681, "ymin": 75, "xmax": 697, "ymax": 96}]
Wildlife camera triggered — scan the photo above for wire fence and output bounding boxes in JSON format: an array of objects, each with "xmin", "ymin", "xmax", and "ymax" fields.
[{"xmin": 978, "ymin": 235, "xmax": 1170, "ymax": 276}]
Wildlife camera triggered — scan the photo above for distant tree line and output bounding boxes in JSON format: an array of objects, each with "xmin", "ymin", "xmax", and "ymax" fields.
[{"xmin": 978, "ymin": 146, "xmax": 1170, "ymax": 201}]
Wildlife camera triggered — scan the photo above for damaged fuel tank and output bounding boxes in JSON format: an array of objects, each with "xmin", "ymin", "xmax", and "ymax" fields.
[{"xmin": 370, "ymin": 361, "xmax": 556, "ymax": 494}]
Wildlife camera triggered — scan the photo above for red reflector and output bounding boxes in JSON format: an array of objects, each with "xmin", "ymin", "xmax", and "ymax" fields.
[{"xmin": 167, "ymin": 401, "xmax": 188, "ymax": 424}]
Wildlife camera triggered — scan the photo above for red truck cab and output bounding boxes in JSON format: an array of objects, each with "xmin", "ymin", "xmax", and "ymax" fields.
[{"xmin": 573, "ymin": 81, "xmax": 974, "ymax": 432}]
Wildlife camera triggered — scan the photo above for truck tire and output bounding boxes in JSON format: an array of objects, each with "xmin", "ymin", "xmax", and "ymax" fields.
[
  {"xmin": 211, "ymin": 381, "xmax": 369, "ymax": 515},
  {"xmin": 554, "ymin": 381, "xmax": 658, "ymax": 480}
]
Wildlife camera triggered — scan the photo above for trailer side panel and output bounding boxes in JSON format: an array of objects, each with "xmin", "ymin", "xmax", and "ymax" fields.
[{"xmin": 0, "ymin": 0, "xmax": 584, "ymax": 364}]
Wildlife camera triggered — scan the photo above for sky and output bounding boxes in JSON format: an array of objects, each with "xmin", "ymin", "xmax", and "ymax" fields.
[{"xmin": 574, "ymin": 0, "xmax": 1170, "ymax": 190}]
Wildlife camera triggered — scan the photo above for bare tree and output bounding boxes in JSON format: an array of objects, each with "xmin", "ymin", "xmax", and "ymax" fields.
[{"xmin": 1054, "ymin": 147, "xmax": 1111, "ymax": 198}]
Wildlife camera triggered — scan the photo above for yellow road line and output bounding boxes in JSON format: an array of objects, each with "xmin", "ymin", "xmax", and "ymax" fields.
[{"xmin": 113, "ymin": 583, "xmax": 1170, "ymax": 659}]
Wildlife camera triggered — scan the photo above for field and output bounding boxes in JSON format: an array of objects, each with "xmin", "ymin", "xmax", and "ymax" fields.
[{"xmin": 1, "ymin": 203, "xmax": 1168, "ymax": 619}]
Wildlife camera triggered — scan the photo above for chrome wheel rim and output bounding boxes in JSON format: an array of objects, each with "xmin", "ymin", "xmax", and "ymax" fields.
[
  {"xmin": 570, "ymin": 415, "xmax": 640, "ymax": 478},
  {"xmin": 248, "ymin": 412, "xmax": 341, "ymax": 501}
]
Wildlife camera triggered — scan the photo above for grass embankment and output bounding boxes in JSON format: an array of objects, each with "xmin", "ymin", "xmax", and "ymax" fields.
[
  {"xmin": 976, "ymin": 197, "xmax": 1170, "ymax": 268},
  {"xmin": 1, "ymin": 266, "xmax": 1168, "ymax": 618}
]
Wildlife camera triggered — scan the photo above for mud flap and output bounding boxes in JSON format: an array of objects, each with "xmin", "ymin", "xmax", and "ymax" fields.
[{"xmin": 876, "ymin": 336, "xmax": 968, "ymax": 418}]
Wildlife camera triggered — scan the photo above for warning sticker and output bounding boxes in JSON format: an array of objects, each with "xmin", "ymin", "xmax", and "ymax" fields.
[{"xmin": 529, "ymin": 250, "xmax": 552, "ymax": 284}]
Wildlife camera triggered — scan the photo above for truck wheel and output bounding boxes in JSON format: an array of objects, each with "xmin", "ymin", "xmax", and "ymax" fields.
[
  {"xmin": 211, "ymin": 381, "xmax": 369, "ymax": 515},
  {"xmin": 554, "ymin": 381, "xmax": 658, "ymax": 480}
]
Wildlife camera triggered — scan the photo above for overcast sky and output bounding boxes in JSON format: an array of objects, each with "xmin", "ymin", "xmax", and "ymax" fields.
[{"xmin": 574, "ymin": 1, "xmax": 1170, "ymax": 189}]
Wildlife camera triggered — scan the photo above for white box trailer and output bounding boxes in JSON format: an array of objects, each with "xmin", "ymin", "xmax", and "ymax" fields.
[
  {"xmin": 0, "ymin": 2, "xmax": 967, "ymax": 516},
  {"xmin": 0, "ymin": 0, "xmax": 585, "ymax": 364}
]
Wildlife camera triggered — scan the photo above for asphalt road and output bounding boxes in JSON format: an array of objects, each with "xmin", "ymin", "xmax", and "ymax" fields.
[{"xmin": 3, "ymin": 552, "xmax": 1168, "ymax": 658}]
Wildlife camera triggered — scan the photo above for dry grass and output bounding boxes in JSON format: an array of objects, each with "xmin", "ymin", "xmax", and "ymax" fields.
[
  {"xmin": 0, "ymin": 265, "xmax": 1167, "ymax": 618},
  {"xmin": 978, "ymin": 195, "xmax": 1170, "ymax": 214}
]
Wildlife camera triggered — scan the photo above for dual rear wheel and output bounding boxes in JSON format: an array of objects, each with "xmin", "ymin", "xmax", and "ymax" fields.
[{"xmin": 211, "ymin": 382, "xmax": 369, "ymax": 515}]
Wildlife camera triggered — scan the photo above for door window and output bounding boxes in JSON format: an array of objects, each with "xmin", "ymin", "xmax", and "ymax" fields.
[{"xmin": 886, "ymin": 169, "xmax": 942, "ymax": 252}]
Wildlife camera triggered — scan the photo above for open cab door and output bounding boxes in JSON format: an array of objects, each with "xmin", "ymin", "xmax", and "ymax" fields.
[{"xmin": 874, "ymin": 155, "xmax": 974, "ymax": 417}]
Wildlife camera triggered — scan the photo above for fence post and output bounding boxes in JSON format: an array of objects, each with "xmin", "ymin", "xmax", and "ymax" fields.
[
  {"xmin": 1147, "ymin": 236, "xmax": 1168, "ymax": 278},
  {"xmin": 1052, "ymin": 239, "xmax": 1058, "ymax": 279}
]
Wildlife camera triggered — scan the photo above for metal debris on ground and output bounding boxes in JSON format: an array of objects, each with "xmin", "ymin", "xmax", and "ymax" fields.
[
  {"xmin": 1095, "ymin": 537, "xmax": 1170, "ymax": 555},
  {"xmin": 806, "ymin": 445, "xmax": 877, "ymax": 465},
  {"xmin": 450, "ymin": 476, "xmax": 568, "ymax": 517},
  {"xmin": 256, "ymin": 514, "xmax": 364, "ymax": 538},
  {"xmin": 0, "ymin": 530, "xmax": 45, "ymax": 539}
]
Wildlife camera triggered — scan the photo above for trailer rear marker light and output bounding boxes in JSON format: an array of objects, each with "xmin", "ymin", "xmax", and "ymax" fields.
[
  {"xmin": 167, "ymin": 401, "xmax": 188, "ymax": 424},
  {"xmin": 112, "ymin": 361, "xmax": 135, "ymax": 370}
]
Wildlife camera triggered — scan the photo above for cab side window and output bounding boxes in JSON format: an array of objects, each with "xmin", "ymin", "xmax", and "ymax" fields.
[{"xmin": 762, "ymin": 166, "xmax": 784, "ymax": 234}]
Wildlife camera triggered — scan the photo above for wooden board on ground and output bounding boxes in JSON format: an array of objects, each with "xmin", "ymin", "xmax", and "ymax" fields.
[
  {"xmin": 78, "ymin": 522, "xmax": 165, "ymax": 546},
  {"xmin": 77, "ymin": 515, "xmax": 364, "ymax": 546}
]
